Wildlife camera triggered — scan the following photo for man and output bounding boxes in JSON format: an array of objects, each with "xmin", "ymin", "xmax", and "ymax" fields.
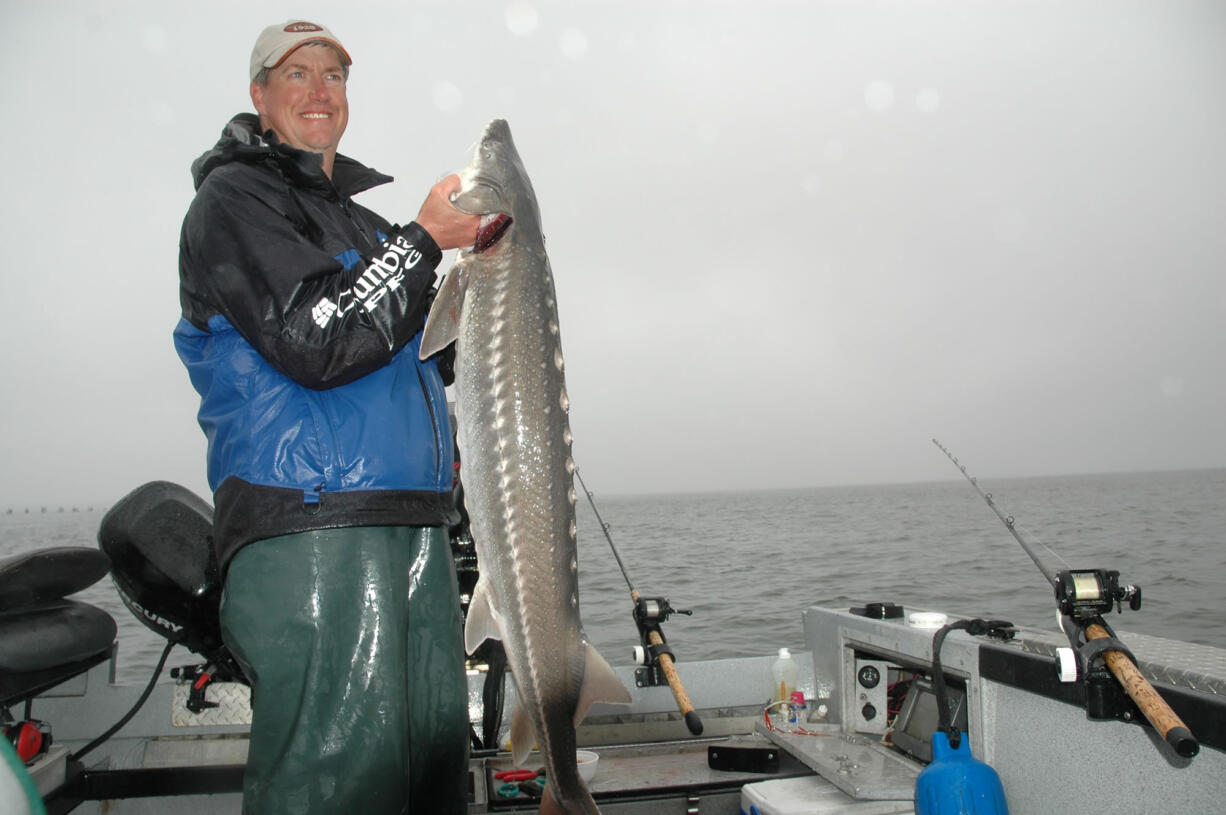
[{"xmin": 174, "ymin": 20, "xmax": 480, "ymax": 814}]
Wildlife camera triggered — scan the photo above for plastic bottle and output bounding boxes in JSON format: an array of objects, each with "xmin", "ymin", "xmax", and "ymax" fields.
[
  {"xmin": 770, "ymin": 648, "xmax": 798, "ymax": 723},
  {"xmin": 914, "ymin": 731, "xmax": 1009, "ymax": 814}
]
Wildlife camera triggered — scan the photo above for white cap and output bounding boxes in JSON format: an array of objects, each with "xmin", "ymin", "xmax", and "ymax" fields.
[{"xmin": 250, "ymin": 20, "xmax": 352, "ymax": 81}]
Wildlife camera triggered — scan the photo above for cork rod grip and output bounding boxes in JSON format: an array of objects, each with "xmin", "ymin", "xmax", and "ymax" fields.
[{"xmin": 1085, "ymin": 623, "xmax": 1199, "ymax": 758}]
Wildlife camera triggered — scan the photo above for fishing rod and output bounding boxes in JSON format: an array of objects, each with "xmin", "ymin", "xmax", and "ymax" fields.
[
  {"xmin": 932, "ymin": 439, "xmax": 1199, "ymax": 759},
  {"xmin": 573, "ymin": 467, "xmax": 703, "ymax": 736}
]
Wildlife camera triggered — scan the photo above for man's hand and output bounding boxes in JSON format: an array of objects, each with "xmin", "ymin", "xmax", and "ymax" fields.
[{"xmin": 415, "ymin": 175, "xmax": 481, "ymax": 251}]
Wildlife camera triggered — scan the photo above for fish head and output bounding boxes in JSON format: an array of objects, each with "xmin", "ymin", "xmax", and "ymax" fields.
[{"xmin": 452, "ymin": 119, "xmax": 542, "ymax": 254}]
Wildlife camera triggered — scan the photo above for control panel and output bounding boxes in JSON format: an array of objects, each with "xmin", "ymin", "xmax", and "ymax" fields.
[{"xmin": 852, "ymin": 658, "xmax": 892, "ymax": 735}]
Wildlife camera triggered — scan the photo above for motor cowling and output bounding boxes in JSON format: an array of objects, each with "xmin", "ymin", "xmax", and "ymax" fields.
[{"xmin": 97, "ymin": 481, "xmax": 244, "ymax": 682}]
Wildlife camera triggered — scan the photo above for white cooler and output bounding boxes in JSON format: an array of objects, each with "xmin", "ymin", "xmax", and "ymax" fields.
[{"xmin": 740, "ymin": 775, "xmax": 915, "ymax": 815}]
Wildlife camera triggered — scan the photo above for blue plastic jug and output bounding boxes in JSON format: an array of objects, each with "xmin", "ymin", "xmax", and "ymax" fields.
[{"xmin": 914, "ymin": 731, "xmax": 1009, "ymax": 815}]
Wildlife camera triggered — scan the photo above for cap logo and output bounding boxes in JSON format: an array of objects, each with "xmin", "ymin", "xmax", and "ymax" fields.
[{"xmin": 284, "ymin": 22, "xmax": 324, "ymax": 33}]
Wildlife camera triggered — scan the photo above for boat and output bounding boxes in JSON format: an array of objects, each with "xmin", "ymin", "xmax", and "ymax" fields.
[{"xmin": 4, "ymin": 479, "xmax": 1225, "ymax": 814}]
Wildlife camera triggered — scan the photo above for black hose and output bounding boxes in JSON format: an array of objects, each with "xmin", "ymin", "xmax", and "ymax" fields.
[
  {"xmin": 930, "ymin": 619, "xmax": 1014, "ymax": 749},
  {"xmin": 70, "ymin": 639, "xmax": 176, "ymax": 762}
]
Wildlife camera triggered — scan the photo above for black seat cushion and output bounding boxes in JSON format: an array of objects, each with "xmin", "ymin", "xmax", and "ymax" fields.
[
  {"xmin": 0, "ymin": 599, "xmax": 117, "ymax": 704},
  {"xmin": 0, "ymin": 547, "xmax": 111, "ymax": 612}
]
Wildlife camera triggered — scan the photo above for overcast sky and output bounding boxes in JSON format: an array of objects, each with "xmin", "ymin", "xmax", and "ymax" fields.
[{"xmin": 1, "ymin": 0, "xmax": 1223, "ymax": 508}]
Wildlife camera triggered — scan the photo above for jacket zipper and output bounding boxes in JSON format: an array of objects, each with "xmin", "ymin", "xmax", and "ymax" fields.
[{"xmin": 415, "ymin": 354, "xmax": 447, "ymax": 493}]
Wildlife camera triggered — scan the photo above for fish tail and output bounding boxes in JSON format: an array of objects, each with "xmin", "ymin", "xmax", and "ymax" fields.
[{"xmin": 538, "ymin": 781, "xmax": 601, "ymax": 815}]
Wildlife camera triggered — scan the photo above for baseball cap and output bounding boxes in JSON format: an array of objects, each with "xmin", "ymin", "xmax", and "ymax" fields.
[{"xmin": 250, "ymin": 20, "xmax": 352, "ymax": 81}]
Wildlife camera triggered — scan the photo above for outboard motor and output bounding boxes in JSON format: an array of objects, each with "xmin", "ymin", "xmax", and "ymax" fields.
[{"xmin": 98, "ymin": 482, "xmax": 244, "ymax": 685}]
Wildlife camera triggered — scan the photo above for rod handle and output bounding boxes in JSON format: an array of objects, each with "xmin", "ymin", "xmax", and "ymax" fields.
[
  {"xmin": 1085, "ymin": 623, "xmax": 1199, "ymax": 758},
  {"xmin": 646, "ymin": 628, "xmax": 704, "ymax": 735},
  {"xmin": 630, "ymin": 589, "xmax": 703, "ymax": 735}
]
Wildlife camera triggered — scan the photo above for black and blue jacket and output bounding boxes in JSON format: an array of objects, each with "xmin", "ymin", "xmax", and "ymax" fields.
[{"xmin": 175, "ymin": 113, "xmax": 457, "ymax": 571}]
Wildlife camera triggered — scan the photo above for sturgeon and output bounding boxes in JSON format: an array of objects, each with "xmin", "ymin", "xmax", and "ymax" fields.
[{"xmin": 420, "ymin": 119, "xmax": 631, "ymax": 815}]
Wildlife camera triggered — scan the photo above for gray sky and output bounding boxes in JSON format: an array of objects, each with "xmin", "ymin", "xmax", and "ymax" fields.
[{"xmin": 2, "ymin": 0, "xmax": 1224, "ymax": 508}]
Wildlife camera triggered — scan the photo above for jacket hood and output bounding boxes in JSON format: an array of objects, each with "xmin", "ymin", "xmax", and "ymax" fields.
[{"xmin": 190, "ymin": 112, "xmax": 392, "ymax": 199}]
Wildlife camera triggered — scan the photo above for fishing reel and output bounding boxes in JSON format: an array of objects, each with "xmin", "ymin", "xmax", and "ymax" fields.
[
  {"xmin": 631, "ymin": 596, "xmax": 692, "ymax": 688},
  {"xmin": 634, "ymin": 596, "xmax": 691, "ymax": 629},
  {"xmin": 1053, "ymin": 569, "xmax": 1148, "ymax": 724},
  {"xmin": 1054, "ymin": 569, "xmax": 1142, "ymax": 620}
]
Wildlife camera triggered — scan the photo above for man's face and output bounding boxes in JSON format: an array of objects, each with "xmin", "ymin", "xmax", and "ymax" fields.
[{"xmin": 250, "ymin": 43, "xmax": 348, "ymax": 164}]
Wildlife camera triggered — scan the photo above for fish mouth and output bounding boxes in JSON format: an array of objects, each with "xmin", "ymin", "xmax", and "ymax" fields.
[{"xmin": 474, "ymin": 213, "xmax": 512, "ymax": 253}]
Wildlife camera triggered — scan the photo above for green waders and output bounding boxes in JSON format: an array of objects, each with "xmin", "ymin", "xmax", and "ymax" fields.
[{"xmin": 219, "ymin": 526, "xmax": 469, "ymax": 815}]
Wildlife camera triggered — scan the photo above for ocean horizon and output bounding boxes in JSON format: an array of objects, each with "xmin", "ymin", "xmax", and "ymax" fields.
[
  {"xmin": 4, "ymin": 463, "xmax": 1223, "ymax": 514},
  {"xmin": 3, "ymin": 467, "xmax": 1224, "ymax": 684}
]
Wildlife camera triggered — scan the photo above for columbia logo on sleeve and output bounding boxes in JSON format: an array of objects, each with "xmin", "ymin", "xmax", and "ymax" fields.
[{"xmin": 312, "ymin": 235, "xmax": 423, "ymax": 328}]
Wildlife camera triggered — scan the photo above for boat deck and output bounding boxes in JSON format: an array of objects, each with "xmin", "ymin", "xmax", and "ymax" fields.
[{"xmin": 21, "ymin": 603, "xmax": 1226, "ymax": 814}]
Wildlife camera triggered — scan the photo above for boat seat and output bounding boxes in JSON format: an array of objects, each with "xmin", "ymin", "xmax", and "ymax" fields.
[
  {"xmin": 0, "ymin": 599, "xmax": 117, "ymax": 706},
  {"xmin": 0, "ymin": 547, "xmax": 112, "ymax": 612},
  {"xmin": 0, "ymin": 547, "xmax": 117, "ymax": 706}
]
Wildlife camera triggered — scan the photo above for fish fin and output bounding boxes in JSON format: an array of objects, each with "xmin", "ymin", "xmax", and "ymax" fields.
[
  {"xmin": 463, "ymin": 575, "xmax": 503, "ymax": 654},
  {"xmin": 573, "ymin": 642, "xmax": 634, "ymax": 726},
  {"xmin": 419, "ymin": 265, "xmax": 465, "ymax": 360},
  {"xmin": 510, "ymin": 702, "xmax": 537, "ymax": 767}
]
